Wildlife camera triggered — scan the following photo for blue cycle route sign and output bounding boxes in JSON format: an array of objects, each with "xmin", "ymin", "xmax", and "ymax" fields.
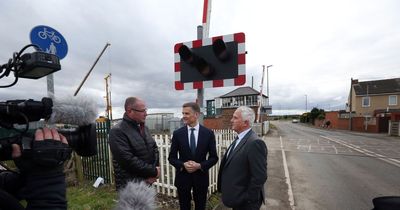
[{"xmin": 30, "ymin": 25, "xmax": 68, "ymax": 59}]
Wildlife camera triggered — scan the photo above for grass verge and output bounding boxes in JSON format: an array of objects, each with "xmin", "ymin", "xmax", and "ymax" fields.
[
  {"xmin": 66, "ymin": 182, "xmax": 221, "ymax": 210},
  {"xmin": 67, "ymin": 182, "xmax": 117, "ymax": 210}
]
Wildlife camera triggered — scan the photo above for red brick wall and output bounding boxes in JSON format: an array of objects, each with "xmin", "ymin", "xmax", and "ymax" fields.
[
  {"xmin": 351, "ymin": 117, "xmax": 379, "ymax": 133},
  {"xmin": 392, "ymin": 113, "xmax": 400, "ymax": 121},
  {"xmin": 325, "ymin": 112, "xmax": 338, "ymax": 128},
  {"xmin": 314, "ymin": 111, "xmax": 339, "ymax": 128},
  {"xmin": 204, "ymin": 117, "xmax": 225, "ymax": 129},
  {"xmin": 204, "ymin": 108, "xmax": 236, "ymax": 130},
  {"xmin": 312, "ymin": 111, "xmax": 380, "ymax": 133},
  {"xmin": 337, "ymin": 119, "xmax": 349, "ymax": 130},
  {"xmin": 204, "ymin": 107, "xmax": 265, "ymax": 130}
]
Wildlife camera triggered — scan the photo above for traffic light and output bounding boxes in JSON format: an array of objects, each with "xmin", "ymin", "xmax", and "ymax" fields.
[{"xmin": 174, "ymin": 32, "xmax": 246, "ymax": 90}]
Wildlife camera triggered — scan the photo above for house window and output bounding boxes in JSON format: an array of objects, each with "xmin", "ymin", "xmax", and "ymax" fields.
[
  {"xmin": 389, "ymin": 95, "xmax": 397, "ymax": 106},
  {"xmin": 362, "ymin": 97, "xmax": 370, "ymax": 107}
]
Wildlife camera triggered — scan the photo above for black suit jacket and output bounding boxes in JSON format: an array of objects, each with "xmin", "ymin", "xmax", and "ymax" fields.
[
  {"xmin": 217, "ymin": 129, "xmax": 268, "ymax": 208},
  {"xmin": 168, "ymin": 125, "xmax": 218, "ymax": 189}
]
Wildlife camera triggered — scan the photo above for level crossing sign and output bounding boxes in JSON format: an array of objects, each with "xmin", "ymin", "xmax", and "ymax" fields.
[{"xmin": 174, "ymin": 32, "xmax": 246, "ymax": 90}]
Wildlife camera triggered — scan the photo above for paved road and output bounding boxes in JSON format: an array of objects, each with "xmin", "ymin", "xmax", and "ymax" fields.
[{"xmin": 265, "ymin": 121, "xmax": 400, "ymax": 210}]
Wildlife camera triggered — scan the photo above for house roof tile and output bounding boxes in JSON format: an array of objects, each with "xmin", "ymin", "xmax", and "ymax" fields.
[{"xmin": 353, "ymin": 78, "xmax": 400, "ymax": 95}]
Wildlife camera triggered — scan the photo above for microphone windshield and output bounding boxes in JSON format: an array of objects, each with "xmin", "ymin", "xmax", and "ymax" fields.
[
  {"xmin": 114, "ymin": 181, "xmax": 156, "ymax": 210},
  {"xmin": 49, "ymin": 95, "xmax": 98, "ymax": 126}
]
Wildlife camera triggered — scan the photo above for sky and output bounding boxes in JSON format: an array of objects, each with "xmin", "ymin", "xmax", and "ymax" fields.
[{"xmin": 0, "ymin": 0, "xmax": 399, "ymax": 119}]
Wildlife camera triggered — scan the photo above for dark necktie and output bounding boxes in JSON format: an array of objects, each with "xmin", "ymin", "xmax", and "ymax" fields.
[
  {"xmin": 190, "ymin": 128, "xmax": 196, "ymax": 155},
  {"xmin": 226, "ymin": 136, "xmax": 239, "ymax": 159}
]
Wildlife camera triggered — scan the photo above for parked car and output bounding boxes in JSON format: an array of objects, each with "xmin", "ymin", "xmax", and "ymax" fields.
[{"xmin": 292, "ymin": 119, "xmax": 299, "ymax": 123}]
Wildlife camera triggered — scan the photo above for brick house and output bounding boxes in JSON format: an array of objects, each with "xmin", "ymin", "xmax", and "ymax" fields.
[
  {"xmin": 204, "ymin": 86, "xmax": 270, "ymax": 129},
  {"xmin": 348, "ymin": 78, "xmax": 400, "ymax": 118},
  {"xmin": 314, "ymin": 78, "xmax": 400, "ymax": 134},
  {"xmin": 347, "ymin": 78, "xmax": 400, "ymax": 132}
]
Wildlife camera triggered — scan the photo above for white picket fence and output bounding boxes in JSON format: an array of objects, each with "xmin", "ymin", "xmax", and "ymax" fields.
[{"xmin": 152, "ymin": 129, "xmax": 236, "ymax": 197}]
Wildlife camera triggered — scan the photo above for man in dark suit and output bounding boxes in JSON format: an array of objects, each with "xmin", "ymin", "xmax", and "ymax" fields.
[
  {"xmin": 168, "ymin": 102, "xmax": 218, "ymax": 210},
  {"xmin": 218, "ymin": 106, "xmax": 268, "ymax": 210}
]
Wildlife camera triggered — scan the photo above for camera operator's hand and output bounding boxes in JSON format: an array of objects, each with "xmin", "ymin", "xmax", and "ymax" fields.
[
  {"xmin": 12, "ymin": 127, "xmax": 71, "ymax": 174},
  {"xmin": 11, "ymin": 127, "xmax": 69, "ymax": 158},
  {"xmin": 11, "ymin": 127, "xmax": 71, "ymax": 210}
]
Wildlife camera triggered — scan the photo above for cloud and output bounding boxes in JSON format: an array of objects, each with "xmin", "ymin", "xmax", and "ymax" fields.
[{"xmin": 1, "ymin": 0, "xmax": 399, "ymax": 118}]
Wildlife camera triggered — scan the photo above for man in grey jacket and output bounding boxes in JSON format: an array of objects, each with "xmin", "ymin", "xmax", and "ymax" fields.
[
  {"xmin": 217, "ymin": 106, "xmax": 268, "ymax": 210},
  {"xmin": 109, "ymin": 97, "xmax": 160, "ymax": 190}
]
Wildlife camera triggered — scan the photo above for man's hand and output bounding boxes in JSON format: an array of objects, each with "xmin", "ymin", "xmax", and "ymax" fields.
[
  {"xmin": 11, "ymin": 128, "xmax": 68, "ymax": 159},
  {"xmin": 145, "ymin": 177, "xmax": 157, "ymax": 184},
  {"xmin": 183, "ymin": 160, "xmax": 201, "ymax": 173},
  {"xmin": 11, "ymin": 127, "xmax": 71, "ymax": 174},
  {"xmin": 145, "ymin": 166, "xmax": 160, "ymax": 184}
]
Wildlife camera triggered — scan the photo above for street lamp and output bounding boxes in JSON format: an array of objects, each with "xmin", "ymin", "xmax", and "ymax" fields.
[
  {"xmin": 305, "ymin": 94, "xmax": 308, "ymax": 113},
  {"xmin": 266, "ymin": 65, "xmax": 273, "ymax": 105}
]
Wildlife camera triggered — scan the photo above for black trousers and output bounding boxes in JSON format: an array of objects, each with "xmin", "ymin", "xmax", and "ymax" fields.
[
  {"xmin": 232, "ymin": 199, "xmax": 263, "ymax": 210},
  {"xmin": 177, "ymin": 184, "xmax": 208, "ymax": 210}
]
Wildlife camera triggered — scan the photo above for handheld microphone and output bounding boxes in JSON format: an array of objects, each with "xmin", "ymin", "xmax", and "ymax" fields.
[
  {"xmin": 114, "ymin": 181, "xmax": 156, "ymax": 210},
  {"xmin": 48, "ymin": 95, "xmax": 98, "ymax": 126}
]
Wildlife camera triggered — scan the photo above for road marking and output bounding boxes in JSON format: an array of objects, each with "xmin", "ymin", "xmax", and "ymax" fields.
[
  {"xmin": 280, "ymin": 136, "xmax": 295, "ymax": 210},
  {"xmin": 320, "ymin": 135, "xmax": 400, "ymax": 168},
  {"xmin": 332, "ymin": 145, "xmax": 338, "ymax": 154}
]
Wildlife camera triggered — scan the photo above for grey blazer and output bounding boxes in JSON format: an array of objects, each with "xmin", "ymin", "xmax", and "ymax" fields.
[{"xmin": 217, "ymin": 129, "xmax": 268, "ymax": 208}]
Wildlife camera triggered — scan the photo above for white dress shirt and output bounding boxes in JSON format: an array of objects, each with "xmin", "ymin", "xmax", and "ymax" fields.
[{"xmin": 187, "ymin": 123, "xmax": 200, "ymax": 148}]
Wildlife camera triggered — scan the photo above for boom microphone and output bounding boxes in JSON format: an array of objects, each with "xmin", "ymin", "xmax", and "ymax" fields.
[
  {"xmin": 48, "ymin": 95, "xmax": 99, "ymax": 157},
  {"xmin": 48, "ymin": 95, "xmax": 98, "ymax": 126},
  {"xmin": 114, "ymin": 181, "xmax": 156, "ymax": 210}
]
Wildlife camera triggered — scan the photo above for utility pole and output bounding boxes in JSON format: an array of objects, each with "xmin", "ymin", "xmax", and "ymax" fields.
[
  {"xmin": 349, "ymin": 78, "xmax": 353, "ymax": 131},
  {"xmin": 104, "ymin": 73, "xmax": 112, "ymax": 120},
  {"xmin": 257, "ymin": 65, "xmax": 266, "ymax": 123},
  {"xmin": 266, "ymin": 65, "xmax": 273, "ymax": 105},
  {"xmin": 305, "ymin": 94, "xmax": 308, "ymax": 113}
]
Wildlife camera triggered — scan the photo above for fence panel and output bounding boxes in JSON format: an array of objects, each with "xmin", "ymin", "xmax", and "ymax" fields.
[
  {"xmin": 81, "ymin": 121, "xmax": 112, "ymax": 184},
  {"xmin": 79, "ymin": 125, "xmax": 236, "ymax": 196},
  {"xmin": 153, "ymin": 129, "xmax": 235, "ymax": 197}
]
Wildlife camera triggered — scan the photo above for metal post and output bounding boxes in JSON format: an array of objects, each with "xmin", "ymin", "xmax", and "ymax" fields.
[
  {"xmin": 257, "ymin": 65, "xmax": 265, "ymax": 123},
  {"xmin": 197, "ymin": 26, "xmax": 204, "ymax": 124},
  {"xmin": 266, "ymin": 65, "xmax": 272, "ymax": 106},
  {"xmin": 305, "ymin": 94, "xmax": 308, "ymax": 113},
  {"xmin": 47, "ymin": 74, "xmax": 54, "ymax": 98},
  {"xmin": 266, "ymin": 65, "xmax": 272, "ymax": 105},
  {"xmin": 197, "ymin": 0, "xmax": 211, "ymax": 124}
]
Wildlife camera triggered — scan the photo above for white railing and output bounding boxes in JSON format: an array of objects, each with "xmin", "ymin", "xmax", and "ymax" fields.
[{"xmin": 152, "ymin": 129, "xmax": 236, "ymax": 197}]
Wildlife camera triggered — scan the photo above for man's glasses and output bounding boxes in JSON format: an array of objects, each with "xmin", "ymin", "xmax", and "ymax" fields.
[{"xmin": 131, "ymin": 108, "xmax": 148, "ymax": 113}]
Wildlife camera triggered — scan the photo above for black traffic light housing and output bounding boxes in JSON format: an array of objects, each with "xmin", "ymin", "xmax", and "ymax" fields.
[
  {"xmin": 178, "ymin": 45, "xmax": 214, "ymax": 78},
  {"xmin": 174, "ymin": 32, "xmax": 245, "ymax": 90}
]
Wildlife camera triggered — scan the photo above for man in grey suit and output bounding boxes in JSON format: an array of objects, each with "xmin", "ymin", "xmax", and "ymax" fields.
[{"xmin": 217, "ymin": 106, "xmax": 268, "ymax": 210}]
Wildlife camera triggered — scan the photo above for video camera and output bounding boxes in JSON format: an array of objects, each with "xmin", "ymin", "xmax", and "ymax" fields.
[{"xmin": 0, "ymin": 44, "xmax": 97, "ymax": 161}]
